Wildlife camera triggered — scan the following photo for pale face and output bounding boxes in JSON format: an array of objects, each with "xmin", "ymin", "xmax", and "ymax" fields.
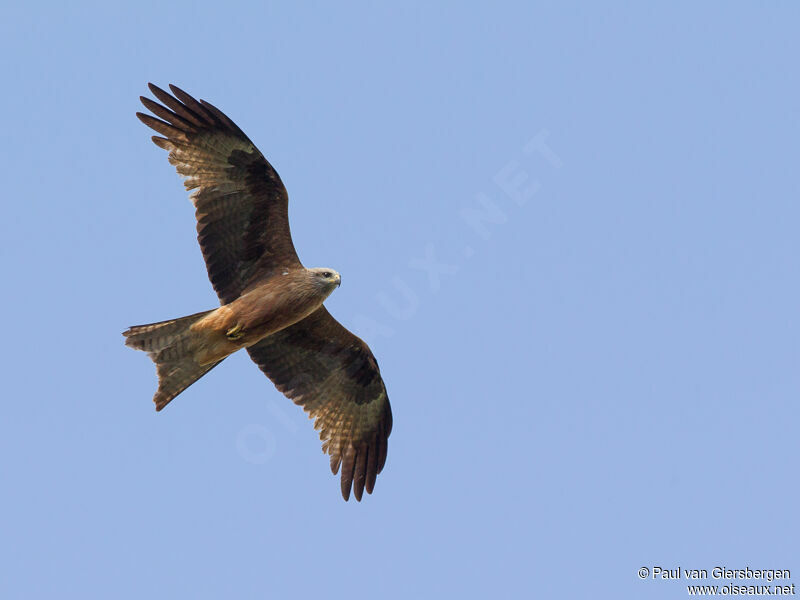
[{"xmin": 308, "ymin": 267, "xmax": 342, "ymax": 297}]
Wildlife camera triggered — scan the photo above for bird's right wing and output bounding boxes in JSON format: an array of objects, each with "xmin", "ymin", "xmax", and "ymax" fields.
[{"xmin": 137, "ymin": 83, "xmax": 302, "ymax": 304}]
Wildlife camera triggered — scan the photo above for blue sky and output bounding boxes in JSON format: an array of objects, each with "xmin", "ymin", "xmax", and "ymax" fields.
[{"xmin": 1, "ymin": 3, "xmax": 798, "ymax": 598}]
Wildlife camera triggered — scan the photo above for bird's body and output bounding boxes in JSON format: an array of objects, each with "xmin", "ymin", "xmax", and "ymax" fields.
[
  {"xmin": 124, "ymin": 84, "xmax": 391, "ymax": 501},
  {"xmin": 189, "ymin": 267, "xmax": 341, "ymax": 365}
]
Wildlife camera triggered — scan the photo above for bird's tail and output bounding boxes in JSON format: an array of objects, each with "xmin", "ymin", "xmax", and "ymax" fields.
[{"xmin": 123, "ymin": 310, "xmax": 222, "ymax": 411}]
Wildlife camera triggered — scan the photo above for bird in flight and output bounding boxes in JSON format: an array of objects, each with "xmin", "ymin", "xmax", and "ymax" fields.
[{"xmin": 124, "ymin": 84, "xmax": 392, "ymax": 501}]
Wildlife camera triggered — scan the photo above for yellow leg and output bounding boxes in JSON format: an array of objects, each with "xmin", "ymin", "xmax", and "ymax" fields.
[{"xmin": 226, "ymin": 324, "xmax": 244, "ymax": 340}]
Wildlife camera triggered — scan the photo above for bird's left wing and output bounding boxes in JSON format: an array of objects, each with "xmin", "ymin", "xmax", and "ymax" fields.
[{"xmin": 247, "ymin": 307, "xmax": 393, "ymax": 501}]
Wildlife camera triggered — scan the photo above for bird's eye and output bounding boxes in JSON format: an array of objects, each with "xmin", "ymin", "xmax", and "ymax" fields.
[{"xmin": 323, "ymin": 271, "xmax": 332, "ymax": 278}]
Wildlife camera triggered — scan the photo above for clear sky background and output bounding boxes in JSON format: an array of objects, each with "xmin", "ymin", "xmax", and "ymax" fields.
[{"xmin": 1, "ymin": 3, "xmax": 798, "ymax": 599}]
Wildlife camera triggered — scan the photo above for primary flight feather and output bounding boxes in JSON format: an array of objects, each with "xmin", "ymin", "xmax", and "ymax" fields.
[{"xmin": 124, "ymin": 83, "xmax": 392, "ymax": 501}]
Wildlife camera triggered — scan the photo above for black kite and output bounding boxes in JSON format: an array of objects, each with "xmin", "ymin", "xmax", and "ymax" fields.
[{"xmin": 124, "ymin": 84, "xmax": 392, "ymax": 501}]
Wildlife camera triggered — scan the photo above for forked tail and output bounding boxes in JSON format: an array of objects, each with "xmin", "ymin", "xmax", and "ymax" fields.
[{"xmin": 123, "ymin": 310, "xmax": 222, "ymax": 410}]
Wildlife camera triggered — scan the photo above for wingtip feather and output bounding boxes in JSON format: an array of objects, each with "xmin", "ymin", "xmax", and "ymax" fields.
[
  {"xmin": 146, "ymin": 83, "xmax": 206, "ymax": 127},
  {"xmin": 340, "ymin": 446, "xmax": 356, "ymax": 501},
  {"xmin": 151, "ymin": 136, "xmax": 171, "ymax": 149}
]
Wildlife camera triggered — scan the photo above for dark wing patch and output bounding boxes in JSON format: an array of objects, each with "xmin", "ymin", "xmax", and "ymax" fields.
[
  {"xmin": 247, "ymin": 308, "xmax": 393, "ymax": 501},
  {"xmin": 137, "ymin": 83, "xmax": 301, "ymax": 304}
]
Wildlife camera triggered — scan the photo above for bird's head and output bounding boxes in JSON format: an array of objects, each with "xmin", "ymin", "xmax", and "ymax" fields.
[{"xmin": 308, "ymin": 267, "xmax": 342, "ymax": 297}]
